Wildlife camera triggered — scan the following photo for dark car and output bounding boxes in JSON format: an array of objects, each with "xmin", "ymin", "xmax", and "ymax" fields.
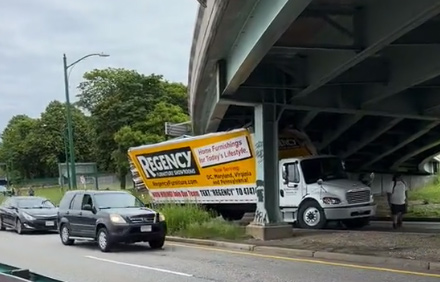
[
  {"xmin": 57, "ymin": 190, "xmax": 167, "ymax": 252},
  {"xmin": 0, "ymin": 196, "xmax": 58, "ymax": 234}
]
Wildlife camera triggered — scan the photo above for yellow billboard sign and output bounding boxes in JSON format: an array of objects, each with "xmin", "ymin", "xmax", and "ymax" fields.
[{"xmin": 128, "ymin": 129, "xmax": 257, "ymax": 203}]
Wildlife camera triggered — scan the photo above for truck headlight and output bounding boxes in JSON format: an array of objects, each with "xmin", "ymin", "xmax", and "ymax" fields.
[
  {"xmin": 322, "ymin": 197, "xmax": 341, "ymax": 205},
  {"xmin": 109, "ymin": 214, "xmax": 126, "ymax": 224},
  {"xmin": 158, "ymin": 213, "xmax": 166, "ymax": 222},
  {"xmin": 22, "ymin": 212, "xmax": 35, "ymax": 221}
]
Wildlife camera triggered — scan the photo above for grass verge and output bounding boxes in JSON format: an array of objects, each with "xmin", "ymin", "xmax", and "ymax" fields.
[
  {"xmin": 376, "ymin": 180, "xmax": 440, "ymax": 218},
  {"xmin": 156, "ymin": 204, "xmax": 248, "ymax": 240}
]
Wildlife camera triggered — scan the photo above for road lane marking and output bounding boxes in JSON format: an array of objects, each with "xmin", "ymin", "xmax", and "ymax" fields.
[
  {"xmin": 167, "ymin": 243, "xmax": 440, "ymax": 278},
  {"xmin": 85, "ymin": 255, "xmax": 193, "ymax": 277}
]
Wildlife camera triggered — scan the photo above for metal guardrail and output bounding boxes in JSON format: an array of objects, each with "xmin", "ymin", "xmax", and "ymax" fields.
[{"xmin": 0, "ymin": 263, "xmax": 63, "ymax": 282}]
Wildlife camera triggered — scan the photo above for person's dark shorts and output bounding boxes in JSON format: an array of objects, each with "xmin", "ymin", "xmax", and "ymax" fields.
[{"xmin": 390, "ymin": 204, "xmax": 407, "ymax": 215}]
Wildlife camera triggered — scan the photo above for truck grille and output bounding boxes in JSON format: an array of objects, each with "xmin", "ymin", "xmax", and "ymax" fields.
[
  {"xmin": 346, "ymin": 190, "xmax": 370, "ymax": 204},
  {"xmin": 129, "ymin": 214, "xmax": 156, "ymax": 223}
]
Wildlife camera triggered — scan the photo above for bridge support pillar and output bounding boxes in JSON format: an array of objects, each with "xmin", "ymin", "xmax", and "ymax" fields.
[{"xmin": 246, "ymin": 103, "xmax": 292, "ymax": 240}]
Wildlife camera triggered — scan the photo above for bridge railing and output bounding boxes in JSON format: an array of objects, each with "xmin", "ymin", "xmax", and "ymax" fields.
[{"xmin": 0, "ymin": 262, "xmax": 62, "ymax": 282}]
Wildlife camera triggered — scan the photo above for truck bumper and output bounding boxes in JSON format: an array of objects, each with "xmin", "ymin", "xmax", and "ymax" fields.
[{"xmin": 324, "ymin": 203, "xmax": 376, "ymax": 220}]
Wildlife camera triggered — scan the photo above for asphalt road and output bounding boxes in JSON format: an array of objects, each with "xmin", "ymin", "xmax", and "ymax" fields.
[{"xmin": 0, "ymin": 231, "xmax": 439, "ymax": 282}]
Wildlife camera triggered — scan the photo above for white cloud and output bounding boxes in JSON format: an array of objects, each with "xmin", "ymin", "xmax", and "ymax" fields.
[{"xmin": 0, "ymin": 0, "xmax": 198, "ymax": 131}]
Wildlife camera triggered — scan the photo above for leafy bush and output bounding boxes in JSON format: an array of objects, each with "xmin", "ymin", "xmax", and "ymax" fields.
[
  {"xmin": 157, "ymin": 203, "xmax": 213, "ymax": 234},
  {"xmin": 156, "ymin": 203, "xmax": 247, "ymax": 240}
]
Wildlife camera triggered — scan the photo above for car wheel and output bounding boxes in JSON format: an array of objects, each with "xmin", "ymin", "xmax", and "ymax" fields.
[
  {"xmin": 0, "ymin": 216, "xmax": 5, "ymax": 231},
  {"xmin": 298, "ymin": 201, "xmax": 327, "ymax": 229},
  {"xmin": 15, "ymin": 219, "xmax": 23, "ymax": 234},
  {"xmin": 60, "ymin": 224, "xmax": 75, "ymax": 245},
  {"xmin": 97, "ymin": 228, "xmax": 113, "ymax": 252},
  {"xmin": 149, "ymin": 237, "xmax": 165, "ymax": 249}
]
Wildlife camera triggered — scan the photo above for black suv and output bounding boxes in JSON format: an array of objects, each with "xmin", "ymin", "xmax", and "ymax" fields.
[{"xmin": 57, "ymin": 190, "xmax": 167, "ymax": 252}]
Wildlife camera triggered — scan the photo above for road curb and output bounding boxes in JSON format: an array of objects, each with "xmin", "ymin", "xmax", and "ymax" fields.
[
  {"xmin": 253, "ymin": 246, "xmax": 314, "ymax": 258},
  {"xmin": 166, "ymin": 236, "xmax": 256, "ymax": 251},
  {"xmin": 167, "ymin": 237, "xmax": 439, "ymax": 271}
]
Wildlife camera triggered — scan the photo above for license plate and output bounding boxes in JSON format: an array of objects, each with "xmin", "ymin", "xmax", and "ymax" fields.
[
  {"xmin": 45, "ymin": 221, "xmax": 55, "ymax": 227},
  {"xmin": 140, "ymin": 225, "xmax": 152, "ymax": 232}
]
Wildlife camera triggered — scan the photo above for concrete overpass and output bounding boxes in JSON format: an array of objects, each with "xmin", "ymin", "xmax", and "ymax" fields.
[{"xmin": 188, "ymin": 0, "xmax": 440, "ymax": 175}]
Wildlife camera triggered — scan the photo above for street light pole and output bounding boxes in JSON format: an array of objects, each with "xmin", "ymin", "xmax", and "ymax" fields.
[
  {"xmin": 63, "ymin": 54, "xmax": 77, "ymax": 189},
  {"xmin": 63, "ymin": 52, "xmax": 109, "ymax": 189}
]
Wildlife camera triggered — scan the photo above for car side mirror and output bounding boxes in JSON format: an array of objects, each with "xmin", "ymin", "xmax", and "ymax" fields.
[{"xmin": 317, "ymin": 179, "xmax": 323, "ymax": 185}]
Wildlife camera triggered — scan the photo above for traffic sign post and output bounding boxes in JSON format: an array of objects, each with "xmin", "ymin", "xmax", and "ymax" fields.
[{"xmin": 164, "ymin": 121, "xmax": 192, "ymax": 137}]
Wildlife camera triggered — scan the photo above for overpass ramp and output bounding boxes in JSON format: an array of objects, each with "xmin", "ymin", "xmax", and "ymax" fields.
[{"xmin": 189, "ymin": 0, "xmax": 440, "ymax": 174}]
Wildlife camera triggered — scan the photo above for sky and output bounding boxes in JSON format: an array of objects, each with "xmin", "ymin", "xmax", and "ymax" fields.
[{"xmin": 0, "ymin": 0, "xmax": 198, "ymax": 132}]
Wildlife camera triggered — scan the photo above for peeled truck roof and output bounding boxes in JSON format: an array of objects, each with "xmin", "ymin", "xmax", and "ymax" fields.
[{"xmin": 128, "ymin": 128, "xmax": 248, "ymax": 152}]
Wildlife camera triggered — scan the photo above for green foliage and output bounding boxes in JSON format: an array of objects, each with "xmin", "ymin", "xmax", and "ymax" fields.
[
  {"xmin": 158, "ymin": 204, "xmax": 213, "ymax": 234},
  {"xmin": 0, "ymin": 102, "xmax": 94, "ymax": 181},
  {"xmin": 76, "ymin": 68, "xmax": 188, "ymax": 187},
  {"xmin": 180, "ymin": 218, "xmax": 247, "ymax": 240},
  {"xmin": 408, "ymin": 183, "xmax": 440, "ymax": 204},
  {"xmin": 156, "ymin": 204, "xmax": 246, "ymax": 240},
  {"xmin": 0, "ymin": 68, "xmax": 188, "ymax": 184}
]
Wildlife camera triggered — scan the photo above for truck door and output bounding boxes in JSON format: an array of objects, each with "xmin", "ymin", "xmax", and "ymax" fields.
[{"xmin": 279, "ymin": 162, "xmax": 303, "ymax": 207}]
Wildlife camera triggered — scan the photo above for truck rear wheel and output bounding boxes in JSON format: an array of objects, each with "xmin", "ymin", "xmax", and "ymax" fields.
[
  {"xmin": 298, "ymin": 201, "xmax": 326, "ymax": 229},
  {"xmin": 220, "ymin": 211, "xmax": 245, "ymax": 221}
]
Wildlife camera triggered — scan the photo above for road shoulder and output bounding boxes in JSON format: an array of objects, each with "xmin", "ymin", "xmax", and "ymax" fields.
[{"xmin": 167, "ymin": 235, "xmax": 440, "ymax": 274}]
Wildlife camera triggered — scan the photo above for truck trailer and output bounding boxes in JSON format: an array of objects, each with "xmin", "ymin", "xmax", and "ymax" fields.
[{"xmin": 128, "ymin": 128, "xmax": 376, "ymax": 229}]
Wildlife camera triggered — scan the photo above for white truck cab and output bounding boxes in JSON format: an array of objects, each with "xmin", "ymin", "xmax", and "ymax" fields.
[{"xmin": 279, "ymin": 155, "xmax": 376, "ymax": 229}]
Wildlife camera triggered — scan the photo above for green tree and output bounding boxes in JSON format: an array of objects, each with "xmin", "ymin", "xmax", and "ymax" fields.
[
  {"xmin": 134, "ymin": 101, "xmax": 189, "ymax": 136},
  {"xmin": 0, "ymin": 115, "xmax": 38, "ymax": 180},
  {"xmin": 76, "ymin": 68, "xmax": 189, "ymax": 187},
  {"xmin": 28, "ymin": 101, "xmax": 95, "ymax": 177},
  {"xmin": 0, "ymin": 101, "xmax": 94, "ymax": 181},
  {"xmin": 112, "ymin": 126, "xmax": 163, "ymax": 189}
]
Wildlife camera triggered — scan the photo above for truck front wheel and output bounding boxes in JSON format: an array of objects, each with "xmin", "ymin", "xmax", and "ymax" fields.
[{"xmin": 298, "ymin": 201, "xmax": 326, "ymax": 229}]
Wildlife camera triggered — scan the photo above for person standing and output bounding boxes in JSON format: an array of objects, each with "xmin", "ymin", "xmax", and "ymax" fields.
[{"xmin": 387, "ymin": 174, "xmax": 408, "ymax": 229}]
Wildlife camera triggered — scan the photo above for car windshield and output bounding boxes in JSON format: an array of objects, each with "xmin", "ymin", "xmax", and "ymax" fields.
[
  {"xmin": 301, "ymin": 157, "xmax": 348, "ymax": 184},
  {"xmin": 94, "ymin": 193, "xmax": 144, "ymax": 209},
  {"xmin": 16, "ymin": 198, "xmax": 55, "ymax": 209}
]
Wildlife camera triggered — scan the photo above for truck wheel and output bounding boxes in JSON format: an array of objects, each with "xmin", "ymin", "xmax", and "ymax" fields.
[
  {"xmin": 342, "ymin": 218, "xmax": 370, "ymax": 229},
  {"xmin": 298, "ymin": 201, "xmax": 326, "ymax": 229},
  {"xmin": 221, "ymin": 211, "xmax": 245, "ymax": 221}
]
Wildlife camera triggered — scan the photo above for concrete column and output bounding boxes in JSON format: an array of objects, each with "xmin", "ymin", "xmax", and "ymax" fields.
[
  {"xmin": 247, "ymin": 103, "xmax": 292, "ymax": 240},
  {"xmin": 253, "ymin": 103, "xmax": 280, "ymax": 224}
]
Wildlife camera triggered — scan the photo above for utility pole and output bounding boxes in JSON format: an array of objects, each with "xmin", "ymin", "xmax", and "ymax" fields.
[
  {"xmin": 62, "ymin": 52, "xmax": 109, "ymax": 189},
  {"xmin": 63, "ymin": 54, "xmax": 77, "ymax": 189}
]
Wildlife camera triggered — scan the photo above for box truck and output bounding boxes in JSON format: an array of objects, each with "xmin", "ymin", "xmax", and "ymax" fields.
[{"xmin": 128, "ymin": 128, "xmax": 376, "ymax": 229}]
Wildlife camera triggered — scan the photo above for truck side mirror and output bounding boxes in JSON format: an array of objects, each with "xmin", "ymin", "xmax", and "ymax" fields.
[
  {"xmin": 317, "ymin": 179, "xmax": 323, "ymax": 185},
  {"xmin": 370, "ymin": 172, "xmax": 375, "ymax": 181}
]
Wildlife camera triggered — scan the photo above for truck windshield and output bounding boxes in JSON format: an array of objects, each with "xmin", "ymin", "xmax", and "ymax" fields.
[{"xmin": 300, "ymin": 157, "xmax": 347, "ymax": 184}]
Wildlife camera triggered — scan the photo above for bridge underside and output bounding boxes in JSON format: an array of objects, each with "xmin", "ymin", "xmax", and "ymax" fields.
[{"xmin": 211, "ymin": 0, "xmax": 440, "ymax": 174}]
